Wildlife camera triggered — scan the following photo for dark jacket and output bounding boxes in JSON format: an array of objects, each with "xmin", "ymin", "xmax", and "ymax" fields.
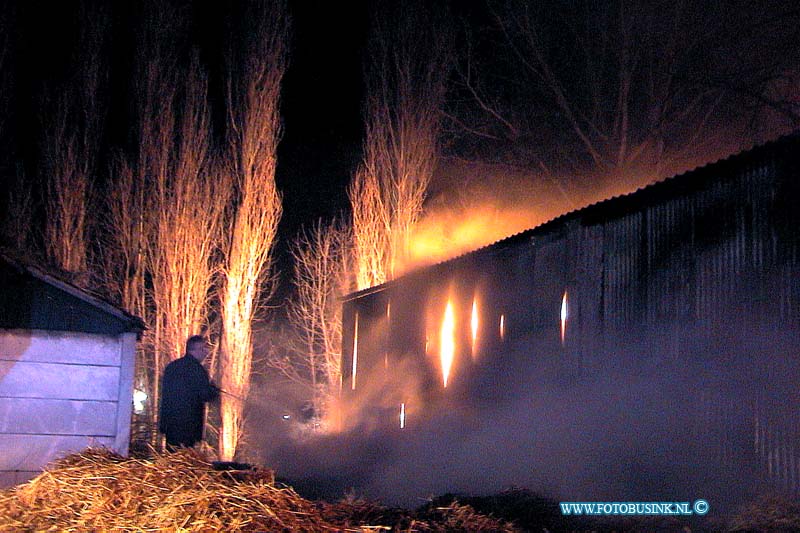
[{"xmin": 158, "ymin": 354, "xmax": 219, "ymax": 447}]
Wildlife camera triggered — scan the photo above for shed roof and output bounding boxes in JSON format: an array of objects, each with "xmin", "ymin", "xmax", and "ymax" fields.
[
  {"xmin": 344, "ymin": 130, "xmax": 800, "ymax": 302},
  {"xmin": 0, "ymin": 251, "xmax": 145, "ymax": 335}
]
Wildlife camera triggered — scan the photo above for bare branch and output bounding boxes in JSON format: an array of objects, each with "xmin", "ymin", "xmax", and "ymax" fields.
[
  {"xmin": 460, "ymin": 0, "xmax": 800, "ymax": 183},
  {"xmin": 350, "ymin": 1, "xmax": 451, "ymax": 289},
  {"xmin": 40, "ymin": 3, "xmax": 109, "ymax": 283},
  {"xmin": 280, "ymin": 219, "xmax": 350, "ymax": 427},
  {"xmin": 1, "ymin": 166, "xmax": 35, "ymax": 253}
]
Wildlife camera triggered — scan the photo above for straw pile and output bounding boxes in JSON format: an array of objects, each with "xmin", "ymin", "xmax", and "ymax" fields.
[
  {"xmin": 0, "ymin": 447, "xmax": 518, "ymax": 532},
  {"xmin": 726, "ymin": 494, "xmax": 800, "ymax": 532},
  {"xmin": 320, "ymin": 498, "xmax": 518, "ymax": 532},
  {"xmin": 0, "ymin": 447, "xmax": 333, "ymax": 532}
]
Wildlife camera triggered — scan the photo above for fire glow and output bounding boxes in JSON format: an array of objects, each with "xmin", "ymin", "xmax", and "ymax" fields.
[
  {"xmin": 500, "ymin": 314, "xmax": 506, "ymax": 341},
  {"xmin": 404, "ymin": 200, "xmax": 544, "ymax": 273},
  {"xmin": 400, "ymin": 402, "xmax": 406, "ymax": 429},
  {"xmin": 560, "ymin": 291, "xmax": 568, "ymax": 345},
  {"xmin": 471, "ymin": 297, "xmax": 479, "ymax": 358},
  {"xmin": 440, "ymin": 300, "xmax": 456, "ymax": 388}
]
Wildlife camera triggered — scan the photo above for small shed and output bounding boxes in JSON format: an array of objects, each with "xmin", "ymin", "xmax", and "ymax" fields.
[{"xmin": 0, "ymin": 252, "xmax": 143, "ymax": 487}]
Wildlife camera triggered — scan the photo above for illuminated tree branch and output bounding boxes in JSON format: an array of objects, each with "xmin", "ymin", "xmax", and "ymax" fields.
[
  {"xmin": 218, "ymin": 0, "xmax": 288, "ymax": 461},
  {"xmin": 41, "ymin": 3, "xmax": 108, "ymax": 282},
  {"xmin": 350, "ymin": 1, "xmax": 451, "ymax": 289},
  {"xmin": 283, "ymin": 219, "xmax": 350, "ymax": 427}
]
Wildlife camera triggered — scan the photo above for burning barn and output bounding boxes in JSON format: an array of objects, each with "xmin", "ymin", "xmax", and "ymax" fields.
[
  {"xmin": 340, "ymin": 133, "xmax": 800, "ymax": 503},
  {"xmin": 0, "ymin": 252, "xmax": 143, "ymax": 487}
]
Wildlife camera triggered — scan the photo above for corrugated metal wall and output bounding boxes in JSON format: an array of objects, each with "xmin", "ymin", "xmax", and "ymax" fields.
[{"xmin": 342, "ymin": 135, "xmax": 800, "ymax": 496}]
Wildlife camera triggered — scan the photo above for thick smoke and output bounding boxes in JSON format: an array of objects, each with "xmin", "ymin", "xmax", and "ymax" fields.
[
  {"xmin": 401, "ymin": 155, "xmax": 730, "ymax": 275},
  {"xmin": 248, "ymin": 309, "xmax": 794, "ymax": 513},
  {"xmin": 400, "ymin": 162, "xmax": 564, "ymax": 274},
  {"xmin": 245, "ymin": 142, "xmax": 799, "ymax": 513},
  {"xmin": 403, "ymin": 135, "xmax": 778, "ymax": 275}
]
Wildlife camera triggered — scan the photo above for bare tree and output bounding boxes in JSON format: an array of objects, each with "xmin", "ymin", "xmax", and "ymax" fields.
[
  {"xmin": 100, "ymin": 1, "xmax": 185, "ymax": 442},
  {"xmin": 149, "ymin": 54, "xmax": 226, "ymax": 366},
  {"xmin": 217, "ymin": 0, "xmax": 288, "ymax": 461},
  {"xmin": 41, "ymin": 95, "xmax": 92, "ymax": 276},
  {"xmin": 282, "ymin": 219, "xmax": 350, "ymax": 427},
  {"xmin": 456, "ymin": 0, "xmax": 800, "ymax": 182},
  {"xmin": 2, "ymin": 166, "xmax": 35, "ymax": 253},
  {"xmin": 40, "ymin": 4, "xmax": 108, "ymax": 282},
  {"xmin": 349, "ymin": 167, "xmax": 389, "ymax": 290},
  {"xmin": 124, "ymin": 45, "xmax": 229, "ymax": 451},
  {"xmin": 349, "ymin": 0, "xmax": 451, "ymax": 289},
  {"xmin": 104, "ymin": 154, "xmax": 149, "ymax": 323},
  {"xmin": 103, "ymin": 152, "xmax": 153, "ymax": 419}
]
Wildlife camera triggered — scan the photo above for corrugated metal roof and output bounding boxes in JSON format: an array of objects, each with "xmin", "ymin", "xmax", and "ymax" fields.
[
  {"xmin": 343, "ymin": 130, "xmax": 800, "ymax": 301},
  {"xmin": 0, "ymin": 250, "xmax": 145, "ymax": 332}
]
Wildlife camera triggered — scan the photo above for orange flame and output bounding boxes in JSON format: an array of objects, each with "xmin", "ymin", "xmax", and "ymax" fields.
[
  {"xmin": 440, "ymin": 300, "xmax": 455, "ymax": 387},
  {"xmin": 560, "ymin": 291, "xmax": 568, "ymax": 345},
  {"xmin": 471, "ymin": 297, "xmax": 479, "ymax": 358},
  {"xmin": 404, "ymin": 201, "xmax": 544, "ymax": 273},
  {"xmin": 500, "ymin": 314, "xmax": 506, "ymax": 341}
]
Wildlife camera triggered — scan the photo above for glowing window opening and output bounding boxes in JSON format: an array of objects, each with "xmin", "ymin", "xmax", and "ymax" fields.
[
  {"xmin": 560, "ymin": 291, "xmax": 568, "ymax": 345},
  {"xmin": 352, "ymin": 312, "xmax": 359, "ymax": 390},
  {"xmin": 471, "ymin": 297, "xmax": 479, "ymax": 358},
  {"xmin": 441, "ymin": 300, "xmax": 455, "ymax": 388},
  {"xmin": 384, "ymin": 302, "xmax": 391, "ymax": 371}
]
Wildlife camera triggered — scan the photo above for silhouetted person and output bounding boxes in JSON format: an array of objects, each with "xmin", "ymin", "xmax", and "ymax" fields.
[{"xmin": 159, "ymin": 335, "xmax": 219, "ymax": 449}]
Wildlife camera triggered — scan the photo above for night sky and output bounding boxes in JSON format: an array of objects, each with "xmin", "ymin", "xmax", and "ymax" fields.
[
  {"xmin": 0, "ymin": 0, "xmax": 373, "ymax": 299},
  {"xmin": 271, "ymin": 0, "xmax": 368, "ymax": 286},
  {"xmin": 277, "ymin": 0, "xmax": 368, "ymax": 232}
]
